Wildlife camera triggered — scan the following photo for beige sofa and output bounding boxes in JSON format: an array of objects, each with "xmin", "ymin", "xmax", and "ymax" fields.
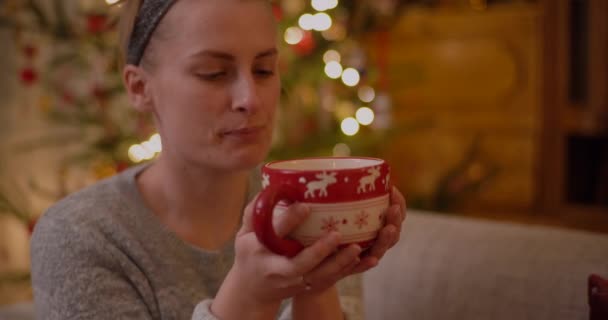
[
  {"xmin": 2, "ymin": 211, "xmax": 607, "ymax": 319},
  {"xmin": 363, "ymin": 210, "xmax": 608, "ymax": 319}
]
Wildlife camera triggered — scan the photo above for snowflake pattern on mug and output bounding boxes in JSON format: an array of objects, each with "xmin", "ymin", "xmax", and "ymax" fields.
[
  {"xmin": 355, "ymin": 211, "xmax": 369, "ymax": 230},
  {"xmin": 321, "ymin": 216, "xmax": 340, "ymax": 233}
]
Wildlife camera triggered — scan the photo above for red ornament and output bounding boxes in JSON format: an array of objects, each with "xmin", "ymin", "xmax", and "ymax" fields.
[
  {"xmin": 87, "ymin": 14, "xmax": 108, "ymax": 34},
  {"xmin": 292, "ymin": 30, "xmax": 316, "ymax": 56},
  {"xmin": 272, "ymin": 4, "xmax": 283, "ymax": 21},
  {"xmin": 20, "ymin": 68, "xmax": 38, "ymax": 86}
]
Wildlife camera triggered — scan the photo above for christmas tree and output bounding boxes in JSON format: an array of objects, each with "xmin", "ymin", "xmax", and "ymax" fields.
[{"xmin": 0, "ymin": 0, "xmax": 405, "ymax": 229}]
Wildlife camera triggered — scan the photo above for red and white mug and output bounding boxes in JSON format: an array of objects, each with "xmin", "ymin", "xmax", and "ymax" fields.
[{"xmin": 253, "ymin": 157, "xmax": 391, "ymax": 257}]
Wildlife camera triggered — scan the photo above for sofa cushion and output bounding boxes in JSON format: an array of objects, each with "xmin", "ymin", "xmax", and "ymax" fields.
[{"xmin": 363, "ymin": 210, "xmax": 608, "ymax": 320}]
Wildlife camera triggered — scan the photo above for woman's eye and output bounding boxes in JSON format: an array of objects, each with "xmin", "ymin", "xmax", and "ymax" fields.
[
  {"xmin": 198, "ymin": 72, "xmax": 227, "ymax": 81},
  {"xmin": 255, "ymin": 69, "xmax": 275, "ymax": 77}
]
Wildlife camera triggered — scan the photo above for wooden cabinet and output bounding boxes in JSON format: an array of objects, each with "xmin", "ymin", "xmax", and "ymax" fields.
[{"xmin": 538, "ymin": 0, "xmax": 608, "ymax": 229}]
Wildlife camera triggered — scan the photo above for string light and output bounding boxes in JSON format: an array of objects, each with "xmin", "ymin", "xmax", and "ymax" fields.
[
  {"xmin": 311, "ymin": 0, "xmax": 339, "ymax": 12},
  {"xmin": 298, "ymin": 14, "xmax": 315, "ymax": 30},
  {"xmin": 340, "ymin": 117, "xmax": 360, "ymax": 136},
  {"xmin": 358, "ymin": 86, "xmax": 375, "ymax": 103},
  {"xmin": 323, "ymin": 50, "xmax": 341, "ymax": 63},
  {"xmin": 341, "ymin": 68, "xmax": 360, "ymax": 87},
  {"xmin": 105, "ymin": 0, "xmax": 120, "ymax": 4},
  {"xmin": 333, "ymin": 143, "xmax": 351, "ymax": 157},
  {"xmin": 128, "ymin": 133, "xmax": 162, "ymax": 163},
  {"xmin": 312, "ymin": 13, "xmax": 332, "ymax": 31},
  {"xmin": 284, "ymin": 27, "xmax": 304, "ymax": 44},
  {"xmin": 324, "ymin": 61, "xmax": 343, "ymax": 79},
  {"xmin": 356, "ymin": 107, "xmax": 375, "ymax": 125},
  {"xmin": 143, "ymin": 133, "xmax": 162, "ymax": 153},
  {"xmin": 128, "ymin": 145, "xmax": 153, "ymax": 163}
]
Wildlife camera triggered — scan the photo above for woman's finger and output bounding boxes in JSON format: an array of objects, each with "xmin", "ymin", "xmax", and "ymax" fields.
[
  {"xmin": 366, "ymin": 225, "xmax": 396, "ymax": 261},
  {"xmin": 391, "ymin": 186, "xmax": 407, "ymax": 221},
  {"xmin": 273, "ymin": 203, "xmax": 311, "ymax": 238},
  {"xmin": 304, "ymin": 244, "xmax": 361, "ymax": 286},
  {"xmin": 288, "ymin": 231, "xmax": 341, "ymax": 276},
  {"xmin": 339, "ymin": 253, "xmax": 362, "ymax": 277},
  {"xmin": 349, "ymin": 256, "xmax": 378, "ymax": 274},
  {"xmin": 346, "ymin": 225, "xmax": 395, "ymax": 275},
  {"xmin": 385, "ymin": 205, "xmax": 403, "ymax": 232}
]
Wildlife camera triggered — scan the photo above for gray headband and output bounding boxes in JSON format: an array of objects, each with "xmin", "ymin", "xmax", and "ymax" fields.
[{"xmin": 127, "ymin": 0, "xmax": 177, "ymax": 66}]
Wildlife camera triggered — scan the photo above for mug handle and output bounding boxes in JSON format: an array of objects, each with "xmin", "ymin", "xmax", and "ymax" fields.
[{"xmin": 253, "ymin": 184, "xmax": 305, "ymax": 258}]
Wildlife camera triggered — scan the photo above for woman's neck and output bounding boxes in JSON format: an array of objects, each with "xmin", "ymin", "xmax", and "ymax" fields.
[{"xmin": 137, "ymin": 155, "xmax": 251, "ymax": 250}]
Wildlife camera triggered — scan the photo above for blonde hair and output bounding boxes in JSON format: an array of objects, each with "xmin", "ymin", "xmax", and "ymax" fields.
[
  {"xmin": 116, "ymin": 0, "xmax": 273, "ymax": 68},
  {"xmin": 118, "ymin": 0, "xmax": 144, "ymax": 68}
]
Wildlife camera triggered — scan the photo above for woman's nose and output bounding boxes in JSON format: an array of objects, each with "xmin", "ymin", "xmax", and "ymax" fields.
[{"xmin": 231, "ymin": 74, "xmax": 261, "ymax": 114}]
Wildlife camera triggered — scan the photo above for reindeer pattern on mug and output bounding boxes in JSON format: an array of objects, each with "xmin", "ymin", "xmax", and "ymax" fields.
[
  {"xmin": 263, "ymin": 165, "xmax": 390, "ymax": 244},
  {"xmin": 261, "ymin": 166, "xmax": 390, "ymax": 199}
]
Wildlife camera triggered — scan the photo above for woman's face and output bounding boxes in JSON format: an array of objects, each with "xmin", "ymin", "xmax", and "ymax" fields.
[{"xmin": 144, "ymin": 0, "xmax": 280, "ymax": 172}]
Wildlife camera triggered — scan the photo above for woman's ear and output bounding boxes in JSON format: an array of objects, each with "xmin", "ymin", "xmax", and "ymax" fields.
[{"xmin": 123, "ymin": 65, "xmax": 153, "ymax": 112}]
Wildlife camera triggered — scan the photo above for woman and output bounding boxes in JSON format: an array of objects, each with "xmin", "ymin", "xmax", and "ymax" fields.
[{"xmin": 30, "ymin": 0, "xmax": 407, "ymax": 319}]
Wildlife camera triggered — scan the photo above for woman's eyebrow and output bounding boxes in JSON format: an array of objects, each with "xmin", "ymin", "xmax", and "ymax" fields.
[
  {"xmin": 255, "ymin": 48, "xmax": 278, "ymax": 59},
  {"xmin": 190, "ymin": 50, "xmax": 234, "ymax": 61},
  {"xmin": 188, "ymin": 48, "xmax": 277, "ymax": 61}
]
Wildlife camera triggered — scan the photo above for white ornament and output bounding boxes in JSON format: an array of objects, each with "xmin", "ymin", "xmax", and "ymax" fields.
[
  {"xmin": 357, "ymin": 166, "xmax": 381, "ymax": 194},
  {"xmin": 304, "ymin": 172, "xmax": 337, "ymax": 199}
]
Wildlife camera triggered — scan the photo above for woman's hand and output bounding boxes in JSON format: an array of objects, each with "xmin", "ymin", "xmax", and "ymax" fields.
[
  {"xmin": 212, "ymin": 196, "xmax": 360, "ymax": 319},
  {"xmin": 289, "ymin": 187, "xmax": 406, "ymax": 320},
  {"xmin": 347, "ymin": 186, "xmax": 407, "ymax": 275}
]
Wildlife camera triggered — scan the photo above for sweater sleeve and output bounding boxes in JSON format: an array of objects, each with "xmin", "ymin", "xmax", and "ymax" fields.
[
  {"xmin": 30, "ymin": 213, "xmax": 157, "ymax": 319},
  {"xmin": 277, "ymin": 274, "xmax": 364, "ymax": 320},
  {"xmin": 191, "ymin": 300, "xmax": 220, "ymax": 320}
]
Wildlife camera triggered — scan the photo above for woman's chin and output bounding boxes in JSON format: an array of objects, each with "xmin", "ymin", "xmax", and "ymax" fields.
[{"xmin": 217, "ymin": 150, "xmax": 269, "ymax": 171}]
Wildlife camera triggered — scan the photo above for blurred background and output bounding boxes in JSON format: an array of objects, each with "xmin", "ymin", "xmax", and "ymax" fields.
[{"xmin": 0, "ymin": 0, "xmax": 606, "ymax": 306}]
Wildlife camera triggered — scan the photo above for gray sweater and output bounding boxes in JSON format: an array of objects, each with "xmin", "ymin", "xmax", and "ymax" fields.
[{"xmin": 30, "ymin": 165, "xmax": 362, "ymax": 319}]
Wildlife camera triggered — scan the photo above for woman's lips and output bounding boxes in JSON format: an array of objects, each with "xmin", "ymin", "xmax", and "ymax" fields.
[{"xmin": 222, "ymin": 126, "xmax": 265, "ymax": 141}]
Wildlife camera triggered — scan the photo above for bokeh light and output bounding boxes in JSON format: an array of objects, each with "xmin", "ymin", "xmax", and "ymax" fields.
[
  {"xmin": 325, "ymin": 61, "xmax": 343, "ymax": 79},
  {"xmin": 341, "ymin": 68, "xmax": 360, "ymax": 87},
  {"xmin": 341, "ymin": 117, "xmax": 360, "ymax": 136},
  {"xmin": 356, "ymin": 107, "xmax": 375, "ymax": 125}
]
